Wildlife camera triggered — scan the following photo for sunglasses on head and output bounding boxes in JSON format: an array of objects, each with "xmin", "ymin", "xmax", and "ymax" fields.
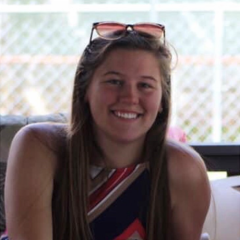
[{"xmin": 89, "ymin": 22, "xmax": 165, "ymax": 44}]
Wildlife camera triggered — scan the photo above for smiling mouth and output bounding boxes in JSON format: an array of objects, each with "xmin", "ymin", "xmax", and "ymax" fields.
[{"xmin": 111, "ymin": 111, "xmax": 142, "ymax": 119}]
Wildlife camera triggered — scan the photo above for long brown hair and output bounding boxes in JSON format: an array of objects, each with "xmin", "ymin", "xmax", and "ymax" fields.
[{"xmin": 52, "ymin": 32, "xmax": 172, "ymax": 240}]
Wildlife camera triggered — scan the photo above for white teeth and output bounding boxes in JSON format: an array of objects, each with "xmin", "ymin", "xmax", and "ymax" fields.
[{"xmin": 114, "ymin": 111, "xmax": 138, "ymax": 119}]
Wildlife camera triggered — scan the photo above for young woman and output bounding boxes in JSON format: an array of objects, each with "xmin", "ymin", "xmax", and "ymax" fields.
[{"xmin": 3, "ymin": 22, "xmax": 211, "ymax": 240}]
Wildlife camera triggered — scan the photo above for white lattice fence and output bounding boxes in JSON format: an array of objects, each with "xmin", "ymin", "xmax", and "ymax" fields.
[{"xmin": 1, "ymin": 2, "xmax": 240, "ymax": 142}]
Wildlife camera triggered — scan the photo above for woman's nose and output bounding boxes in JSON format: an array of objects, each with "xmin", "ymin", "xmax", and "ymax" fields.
[{"xmin": 119, "ymin": 84, "xmax": 139, "ymax": 104}]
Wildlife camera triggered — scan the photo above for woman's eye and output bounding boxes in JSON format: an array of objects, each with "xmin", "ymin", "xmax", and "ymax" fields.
[
  {"xmin": 107, "ymin": 79, "xmax": 122, "ymax": 86},
  {"xmin": 140, "ymin": 82, "xmax": 152, "ymax": 89}
]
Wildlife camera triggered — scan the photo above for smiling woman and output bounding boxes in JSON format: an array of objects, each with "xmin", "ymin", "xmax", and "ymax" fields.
[
  {"xmin": 2, "ymin": 22, "xmax": 210, "ymax": 240},
  {"xmin": 85, "ymin": 49, "xmax": 163, "ymax": 164}
]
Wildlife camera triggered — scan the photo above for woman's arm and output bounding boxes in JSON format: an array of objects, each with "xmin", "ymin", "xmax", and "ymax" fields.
[
  {"xmin": 167, "ymin": 141, "xmax": 211, "ymax": 240},
  {"xmin": 5, "ymin": 123, "xmax": 58, "ymax": 240}
]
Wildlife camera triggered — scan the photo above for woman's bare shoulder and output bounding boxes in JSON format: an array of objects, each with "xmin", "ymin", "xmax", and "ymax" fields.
[
  {"xmin": 166, "ymin": 139, "xmax": 207, "ymax": 177},
  {"xmin": 166, "ymin": 140, "xmax": 211, "ymax": 239},
  {"xmin": 14, "ymin": 122, "xmax": 67, "ymax": 151},
  {"xmin": 8, "ymin": 122, "xmax": 68, "ymax": 174},
  {"xmin": 16, "ymin": 121, "xmax": 67, "ymax": 141},
  {"xmin": 5, "ymin": 122, "xmax": 68, "ymax": 239},
  {"xmin": 166, "ymin": 140, "xmax": 210, "ymax": 205}
]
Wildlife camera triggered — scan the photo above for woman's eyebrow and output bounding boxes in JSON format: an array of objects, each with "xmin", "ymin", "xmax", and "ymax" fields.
[
  {"xmin": 103, "ymin": 71, "xmax": 159, "ymax": 82},
  {"xmin": 141, "ymin": 75, "xmax": 158, "ymax": 82},
  {"xmin": 103, "ymin": 71, "xmax": 122, "ymax": 76}
]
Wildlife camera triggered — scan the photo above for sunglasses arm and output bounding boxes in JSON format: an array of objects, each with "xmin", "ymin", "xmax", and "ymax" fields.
[
  {"xmin": 89, "ymin": 27, "xmax": 94, "ymax": 44},
  {"xmin": 163, "ymin": 28, "xmax": 166, "ymax": 45}
]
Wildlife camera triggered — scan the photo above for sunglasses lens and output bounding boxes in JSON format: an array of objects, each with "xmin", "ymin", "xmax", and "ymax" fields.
[
  {"xmin": 134, "ymin": 23, "xmax": 164, "ymax": 39},
  {"xmin": 95, "ymin": 23, "xmax": 126, "ymax": 40}
]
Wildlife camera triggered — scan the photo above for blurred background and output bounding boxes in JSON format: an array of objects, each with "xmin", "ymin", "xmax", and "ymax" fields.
[{"xmin": 1, "ymin": 0, "xmax": 240, "ymax": 143}]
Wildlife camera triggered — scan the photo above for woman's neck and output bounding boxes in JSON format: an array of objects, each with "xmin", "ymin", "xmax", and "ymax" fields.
[{"xmin": 93, "ymin": 136, "xmax": 145, "ymax": 169}]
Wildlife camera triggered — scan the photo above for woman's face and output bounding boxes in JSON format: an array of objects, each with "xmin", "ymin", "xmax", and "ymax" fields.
[{"xmin": 85, "ymin": 48, "xmax": 163, "ymax": 145}]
